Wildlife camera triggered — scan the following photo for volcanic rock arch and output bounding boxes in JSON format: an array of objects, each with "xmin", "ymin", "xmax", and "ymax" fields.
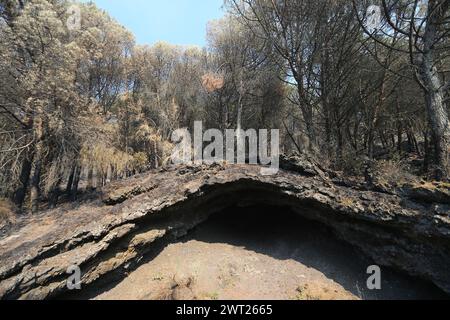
[{"xmin": 0, "ymin": 156, "xmax": 449, "ymax": 299}]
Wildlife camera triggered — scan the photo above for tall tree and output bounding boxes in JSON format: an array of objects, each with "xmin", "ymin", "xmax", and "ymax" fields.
[{"xmin": 354, "ymin": 0, "xmax": 450, "ymax": 178}]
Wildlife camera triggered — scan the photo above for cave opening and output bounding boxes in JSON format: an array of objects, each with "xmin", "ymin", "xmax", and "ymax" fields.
[
  {"xmin": 167, "ymin": 205, "xmax": 448, "ymax": 300},
  {"xmin": 84, "ymin": 204, "xmax": 449, "ymax": 301}
]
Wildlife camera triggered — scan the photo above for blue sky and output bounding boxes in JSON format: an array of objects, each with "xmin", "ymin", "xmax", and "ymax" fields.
[{"xmin": 81, "ymin": 0, "xmax": 225, "ymax": 46}]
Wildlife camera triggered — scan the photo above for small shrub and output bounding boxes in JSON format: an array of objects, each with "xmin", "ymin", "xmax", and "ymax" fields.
[
  {"xmin": 373, "ymin": 159, "xmax": 417, "ymax": 187},
  {"xmin": 133, "ymin": 152, "xmax": 148, "ymax": 172},
  {"xmin": 339, "ymin": 153, "xmax": 365, "ymax": 176}
]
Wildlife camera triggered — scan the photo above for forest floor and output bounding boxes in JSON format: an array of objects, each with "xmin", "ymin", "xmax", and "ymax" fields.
[{"xmin": 92, "ymin": 207, "xmax": 447, "ymax": 301}]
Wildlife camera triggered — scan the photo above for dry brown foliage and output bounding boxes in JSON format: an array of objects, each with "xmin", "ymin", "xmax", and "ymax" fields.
[
  {"xmin": 0, "ymin": 198, "xmax": 16, "ymax": 224},
  {"xmin": 373, "ymin": 159, "xmax": 417, "ymax": 187},
  {"xmin": 201, "ymin": 73, "xmax": 224, "ymax": 92}
]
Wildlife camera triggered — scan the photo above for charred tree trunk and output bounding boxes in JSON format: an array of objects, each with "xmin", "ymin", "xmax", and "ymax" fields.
[
  {"xmin": 66, "ymin": 165, "xmax": 76, "ymax": 195},
  {"xmin": 336, "ymin": 126, "xmax": 344, "ymax": 164},
  {"xmin": 154, "ymin": 141, "xmax": 159, "ymax": 169},
  {"xmin": 424, "ymin": 130, "xmax": 431, "ymax": 173},
  {"xmin": 30, "ymin": 110, "xmax": 44, "ymax": 214},
  {"xmin": 296, "ymin": 79, "xmax": 316, "ymax": 153},
  {"xmin": 71, "ymin": 165, "xmax": 81, "ymax": 200},
  {"xmin": 13, "ymin": 117, "xmax": 34, "ymax": 210},
  {"xmin": 48, "ymin": 177, "xmax": 62, "ymax": 209},
  {"xmin": 420, "ymin": 54, "xmax": 450, "ymax": 179},
  {"xmin": 86, "ymin": 167, "xmax": 94, "ymax": 191},
  {"xmin": 96, "ymin": 169, "xmax": 102, "ymax": 189},
  {"xmin": 417, "ymin": 0, "xmax": 450, "ymax": 179},
  {"xmin": 14, "ymin": 155, "xmax": 33, "ymax": 210}
]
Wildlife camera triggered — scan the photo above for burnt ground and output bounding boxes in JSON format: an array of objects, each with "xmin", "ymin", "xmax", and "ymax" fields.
[{"xmin": 90, "ymin": 206, "xmax": 448, "ymax": 300}]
